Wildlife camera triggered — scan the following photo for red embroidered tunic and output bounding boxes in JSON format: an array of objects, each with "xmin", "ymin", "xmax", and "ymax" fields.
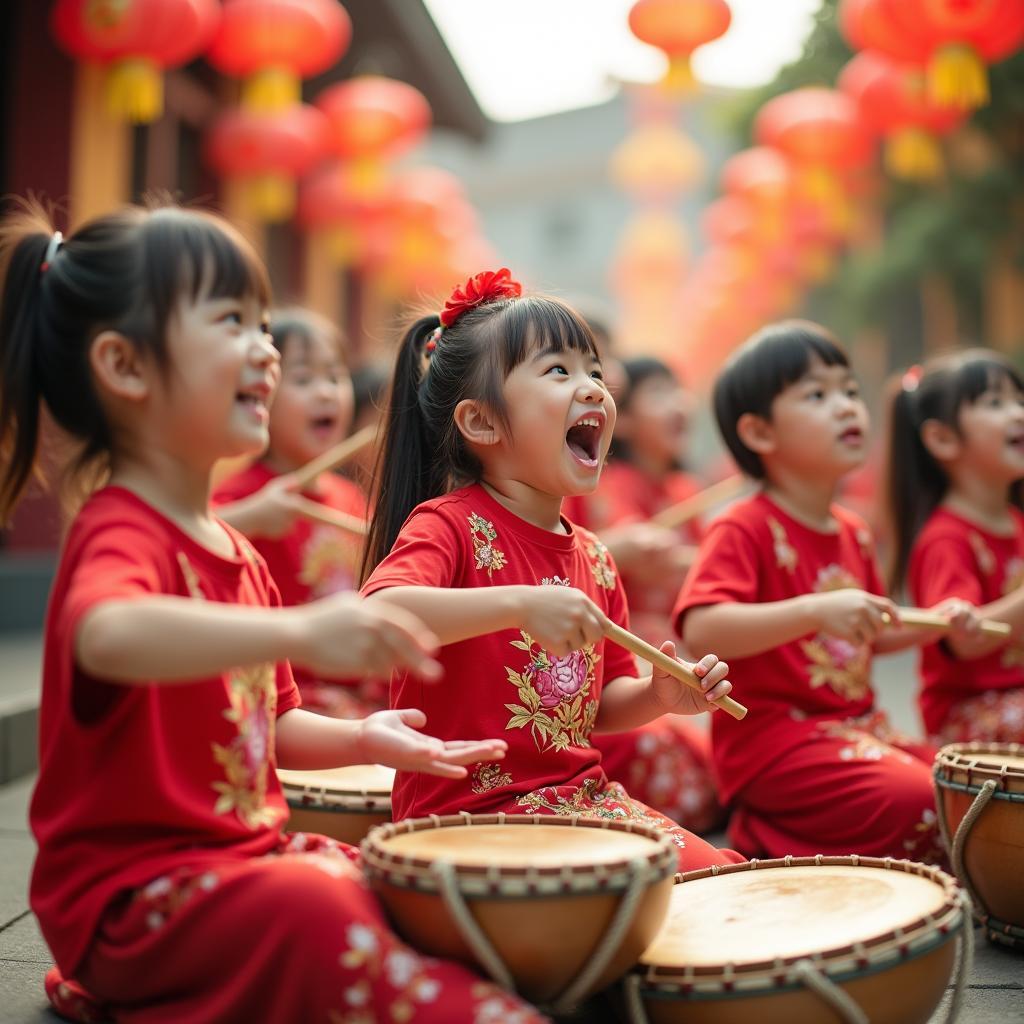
[
  {"xmin": 361, "ymin": 483, "xmax": 639, "ymax": 822},
  {"xmin": 909, "ymin": 506, "xmax": 1024, "ymax": 734},
  {"xmin": 30, "ymin": 487, "xmax": 300, "ymax": 974},
  {"xmin": 673, "ymin": 493, "xmax": 884, "ymax": 804}
]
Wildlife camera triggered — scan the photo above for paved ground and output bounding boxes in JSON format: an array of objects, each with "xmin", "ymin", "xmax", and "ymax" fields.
[{"xmin": 0, "ymin": 638, "xmax": 1021, "ymax": 1021}]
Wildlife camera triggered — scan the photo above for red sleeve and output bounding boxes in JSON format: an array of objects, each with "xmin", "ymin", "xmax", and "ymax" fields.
[
  {"xmin": 360, "ymin": 506, "xmax": 464, "ymax": 595},
  {"xmin": 910, "ymin": 533, "xmax": 985, "ymax": 608},
  {"xmin": 211, "ymin": 464, "xmax": 266, "ymax": 507},
  {"xmin": 671, "ymin": 519, "xmax": 761, "ymax": 634}
]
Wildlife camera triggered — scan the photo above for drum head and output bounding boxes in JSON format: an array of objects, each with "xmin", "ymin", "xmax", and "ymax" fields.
[
  {"xmin": 276, "ymin": 763, "xmax": 395, "ymax": 795},
  {"xmin": 379, "ymin": 822, "xmax": 662, "ymax": 869},
  {"xmin": 641, "ymin": 863, "xmax": 951, "ymax": 970}
]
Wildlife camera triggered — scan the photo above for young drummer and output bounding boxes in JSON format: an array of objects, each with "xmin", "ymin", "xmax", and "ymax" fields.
[
  {"xmin": 215, "ymin": 308, "xmax": 380, "ymax": 718},
  {"xmin": 0, "ymin": 201, "xmax": 539, "ymax": 1024},
  {"xmin": 886, "ymin": 350, "xmax": 1024, "ymax": 742},
  {"xmin": 675, "ymin": 321, "xmax": 970, "ymax": 862},
  {"xmin": 360, "ymin": 268, "xmax": 744, "ymax": 872}
]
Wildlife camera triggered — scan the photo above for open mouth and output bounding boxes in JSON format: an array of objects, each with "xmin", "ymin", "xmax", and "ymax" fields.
[
  {"xmin": 236, "ymin": 389, "xmax": 269, "ymax": 421},
  {"xmin": 565, "ymin": 415, "xmax": 603, "ymax": 467},
  {"xmin": 839, "ymin": 427, "xmax": 863, "ymax": 445},
  {"xmin": 1006, "ymin": 433, "xmax": 1024, "ymax": 452},
  {"xmin": 310, "ymin": 414, "xmax": 337, "ymax": 433}
]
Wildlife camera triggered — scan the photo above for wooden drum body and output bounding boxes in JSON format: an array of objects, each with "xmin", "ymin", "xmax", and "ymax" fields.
[
  {"xmin": 276, "ymin": 764, "xmax": 394, "ymax": 846},
  {"xmin": 626, "ymin": 856, "xmax": 967, "ymax": 1024},
  {"xmin": 361, "ymin": 813, "xmax": 677, "ymax": 1009},
  {"xmin": 934, "ymin": 742, "xmax": 1024, "ymax": 948}
]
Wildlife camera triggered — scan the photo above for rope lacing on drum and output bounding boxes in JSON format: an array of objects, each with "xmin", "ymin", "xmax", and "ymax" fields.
[{"xmin": 791, "ymin": 959, "xmax": 869, "ymax": 1024}]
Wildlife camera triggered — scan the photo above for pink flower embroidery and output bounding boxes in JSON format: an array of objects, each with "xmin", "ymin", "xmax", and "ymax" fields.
[{"xmin": 531, "ymin": 649, "xmax": 588, "ymax": 709}]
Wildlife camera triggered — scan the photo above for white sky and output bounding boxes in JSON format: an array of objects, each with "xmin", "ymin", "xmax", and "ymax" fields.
[{"xmin": 423, "ymin": 0, "xmax": 822, "ymax": 122}]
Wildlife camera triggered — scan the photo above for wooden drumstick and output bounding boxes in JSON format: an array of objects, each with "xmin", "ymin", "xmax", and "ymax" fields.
[
  {"xmin": 881, "ymin": 608, "xmax": 1012, "ymax": 639},
  {"xmin": 650, "ymin": 475, "xmax": 746, "ymax": 530},
  {"xmin": 602, "ymin": 618, "xmax": 748, "ymax": 720},
  {"xmin": 290, "ymin": 424, "xmax": 379, "ymax": 490},
  {"xmin": 290, "ymin": 495, "xmax": 369, "ymax": 536}
]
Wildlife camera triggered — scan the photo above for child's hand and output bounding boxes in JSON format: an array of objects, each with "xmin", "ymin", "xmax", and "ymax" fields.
[
  {"xmin": 293, "ymin": 594, "xmax": 443, "ymax": 680},
  {"xmin": 602, "ymin": 523, "xmax": 683, "ymax": 580},
  {"xmin": 517, "ymin": 585, "xmax": 607, "ymax": 657},
  {"xmin": 932, "ymin": 598, "xmax": 981, "ymax": 639},
  {"xmin": 810, "ymin": 589, "xmax": 896, "ymax": 645},
  {"xmin": 651, "ymin": 641, "xmax": 732, "ymax": 715},
  {"xmin": 220, "ymin": 476, "xmax": 305, "ymax": 539},
  {"xmin": 355, "ymin": 709, "xmax": 508, "ymax": 778}
]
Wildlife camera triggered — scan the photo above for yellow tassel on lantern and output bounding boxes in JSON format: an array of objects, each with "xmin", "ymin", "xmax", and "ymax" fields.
[
  {"xmin": 244, "ymin": 175, "xmax": 295, "ymax": 222},
  {"xmin": 106, "ymin": 57, "xmax": 162, "ymax": 123},
  {"xmin": 242, "ymin": 67, "xmax": 301, "ymax": 113},
  {"xmin": 799, "ymin": 167, "xmax": 852, "ymax": 237},
  {"xmin": 886, "ymin": 130, "xmax": 943, "ymax": 182},
  {"xmin": 928, "ymin": 44, "xmax": 989, "ymax": 111},
  {"xmin": 662, "ymin": 55, "xmax": 697, "ymax": 94}
]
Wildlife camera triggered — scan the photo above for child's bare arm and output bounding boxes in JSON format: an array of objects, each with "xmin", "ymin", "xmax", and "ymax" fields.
[
  {"xmin": 683, "ymin": 589, "xmax": 895, "ymax": 660},
  {"xmin": 76, "ymin": 593, "xmax": 440, "ymax": 684}
]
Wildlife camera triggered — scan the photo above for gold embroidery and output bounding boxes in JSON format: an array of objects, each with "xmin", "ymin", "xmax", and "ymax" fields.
[
  {"xmin": 300, "ymin": 526, "xmax": 358, "ymax": 597},
  {"xmin": 504, "ymin": 632, "xmax": 598, "ymax": 752},
  {"xmin": 586, "ymin": 539, "xmax": 616, "ymax": 590},
  {"xmin": 768, "ymin": 517, "xmax": 798, "ymax": 572},
  {"xmin": 467, "ymin": 512, "xmax": 507, "ymax": 577},
  {"xmin": 470, "ymin": 761, "xmax": 513, "ymax": 794},
  {"xmin": 969, "ymin": 531, "xmax": 996, "ymax": 575},
  {"xmin": 210, "ymin": 662, "xmax": 281, "ymax": 829},
  {"xmin": 176, "ymin": 552, "xmax": 205, "ymax": 600}
]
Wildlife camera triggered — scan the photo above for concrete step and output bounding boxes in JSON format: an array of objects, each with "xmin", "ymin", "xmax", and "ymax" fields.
[{"xmin": 0, "ymin": 634, "xmax": 42, "ymax": 785}]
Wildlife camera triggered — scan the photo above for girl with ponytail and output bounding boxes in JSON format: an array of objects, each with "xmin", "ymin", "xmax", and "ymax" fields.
[
  {"xmin": 361, "ymin": 268, "xmax": 743, "ymax": 872},
  {"xmin": 885, "ymin": 349, "xmax": 1024, "ymax": 743},
  {"xmin": 1, "ymin": 200, "xmax": 532, "ymax": 1023}
]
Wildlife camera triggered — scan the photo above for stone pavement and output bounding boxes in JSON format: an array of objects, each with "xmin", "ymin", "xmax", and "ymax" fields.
[{"xmin": 0, "ymin": 642, "xmax": 1021, "ymax": 1021}]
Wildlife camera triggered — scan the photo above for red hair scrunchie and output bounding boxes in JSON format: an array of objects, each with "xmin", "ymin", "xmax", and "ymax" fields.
[{"xmin": 439, "ymin": 267, "xmax": 522, "ymax": 329}]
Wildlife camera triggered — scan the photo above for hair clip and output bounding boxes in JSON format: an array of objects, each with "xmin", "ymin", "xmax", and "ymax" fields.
[
  {"xmin": 901, "ymin": 364, "xmax": 923, "ymax": 392},
  {"xmin": 424, "ymin": 325, "xmax": 443, "ymax": 356},
  {"xmin": 40, "ymin": 231, "xmax": 63, "ymax": 274}
]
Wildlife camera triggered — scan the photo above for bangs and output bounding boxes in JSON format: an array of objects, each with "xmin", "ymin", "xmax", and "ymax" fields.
[
  {"xmin": 142, "ymin": 208, "xmax": 271, "ymax": 314},
  {"xmin": 952, "ymin": 350, "xmax": 1024, "ymax": 405},
  {"xmin": 482, "ymin": 296, "xmax": 598, "ymax": 377}
]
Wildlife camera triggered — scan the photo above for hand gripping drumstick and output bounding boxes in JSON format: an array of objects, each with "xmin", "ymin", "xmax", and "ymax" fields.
[
  {"xmin": 881, "ymin": 608, "xmax": 1011, "ymax": 639},
  {"xmin": 289, "ymin": 495, "xmax": 369, "ymax": 536},
  {"xmin": 290, "ymin": 424, "xmax": 379, "ymax": 490},
  {"xmin": 602, "ymin": 617, "xmax": 748, "ymax": 720},
  {"xmin": 650, "ymin": 475, "xmax": 746, "ymax": 530}
]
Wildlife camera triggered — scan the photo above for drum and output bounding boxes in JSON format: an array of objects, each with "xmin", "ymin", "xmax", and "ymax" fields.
[
  {"xmin": 276, "ymin": 764, "xmax": 394, "ymax": 845},
  {"xmin": 625, "ymin": 855, "xmax": 969, "ymax": 1024},
  {"xmin": 934, "ymin": 742, "xmax": 1024, "ymax": 948},
  {"xmin": 361, "ymin": 812, "xmax": 676, "ymax": 1010}
]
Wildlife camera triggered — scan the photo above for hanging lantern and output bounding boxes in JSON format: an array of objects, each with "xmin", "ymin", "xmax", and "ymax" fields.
[
  {"xmin": 205, "ymin": 104, "xmax": 328, "ymax": 222},
  {"xmin": 609, "ymin": 123, "xmax": 706, "ymax": 203},
  {"xmin": 839, "ymin": 51, "xmax": 964, "ymax": 181},
  {"xmin": 51, "ymin": 0, "xmax": 219, "ymax": 122},
  {"xmin": 627, "ymin": 0, "xmax": 732, "ymax": 92},
  {"xmin": 316, "ymin": 76, "xmax": 432, "ymax": 197},
  {"xmin": 719, "ymin": 146, "xmax": 795, "ymax": 243},
  {"xmin": 755, "ymin": 88, "xmax": 874, "ymax": 236},
  {"xmin": 205, "ymin": 0, "xmax": 351, "ymax": 112}
]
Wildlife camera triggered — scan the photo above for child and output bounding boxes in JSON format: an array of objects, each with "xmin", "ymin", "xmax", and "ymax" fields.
[
  {"xmin": 675, "ymin": 321, "xmax": 966, "ymax": 864},
  {"xmin": 0, "ymin": 202, "xmax": 542, "ymax": 1024},
  {"xmin": 580, "ymin": 356, "xmax": 722, "ymax": 832},
  {"xmin": 359, "ymin": 267, "xmax": 743, "ymax": 872},
  {"xmin": 215, "ymin": 308, "xmax": 379, "ymax": 719},
  {"xmin": 886, "ymin": 350, "xmax": 1024, "ymax": 743}
]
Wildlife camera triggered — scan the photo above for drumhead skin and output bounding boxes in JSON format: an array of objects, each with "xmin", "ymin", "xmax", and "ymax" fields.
[
  {"xmin": 363, "ymin": 814, "xmax": 677, "ymax": 1005},
  {"xmin": 632, "ymin": 856, "xmax": 962, "ymax": 1024},
  {"xmin": 934, "ymin": 742, "xmax": 1024, "ymax": 944},
  {"xmin": 276, "ymin": 764, "xmax": 394, "ymax": 846}
]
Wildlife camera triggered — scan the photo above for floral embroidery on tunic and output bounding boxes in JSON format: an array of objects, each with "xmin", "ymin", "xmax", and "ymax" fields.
[
  {"xmin": 300, "ymin": 524, "xmax": 358, "ymax": 597},
  {"xmin": 768, "ymin": 517, "xmax": 798, "ymax": 572},
  {"xmin": 135, "ymin": 869, "xmax": 219, "ymax": 931},
  {"xmin": 815, "ymin": 719, "xmax": 912, "ymax": 764},
  {"xmin": 541, "ymin": 575, "xmax": 571, "ymax": 587},
  {"xmin": 467, "ymin": 512, "xmax": 507, "ymax": 577},
  {"xmin": 504, "ymin": 632, "xmax": 598, "ymax": 752},
  {"xmin": 470, "ymin": 761, "xmax": 514, "ymax": 794},
  {"xmin": 799, "ymin": 564, "xmax": 871, "ymax": 701},
  {"xmin": 586, "ymin": 539, "xmax": 616, "ymax": 590},
  {"xmin": 211, "ymin": 662, "xmax": 281, "ymax": 828}
]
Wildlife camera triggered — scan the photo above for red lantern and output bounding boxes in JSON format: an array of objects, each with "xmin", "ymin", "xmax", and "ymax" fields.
[
  {"xmin": 839, "ymin": 51, "xmax": 964, "ymax": 181},
  {"xmin": 205, "ymin": 104, "xmax": 329, "ymax": 222},
  {"xmin": 628, "ymin": 0, "xmax": 732, "ymax": 91},
  {"xmin": 316, "ymin": 76, "xmax": 432, "ymax": 196},
  {"xmin": 51, "ymin": 0, "xmax": 219, "ymax": 122},
  {"xmin": 206, "ymin": 0, "xmax": 352, "ymax": 112}
]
